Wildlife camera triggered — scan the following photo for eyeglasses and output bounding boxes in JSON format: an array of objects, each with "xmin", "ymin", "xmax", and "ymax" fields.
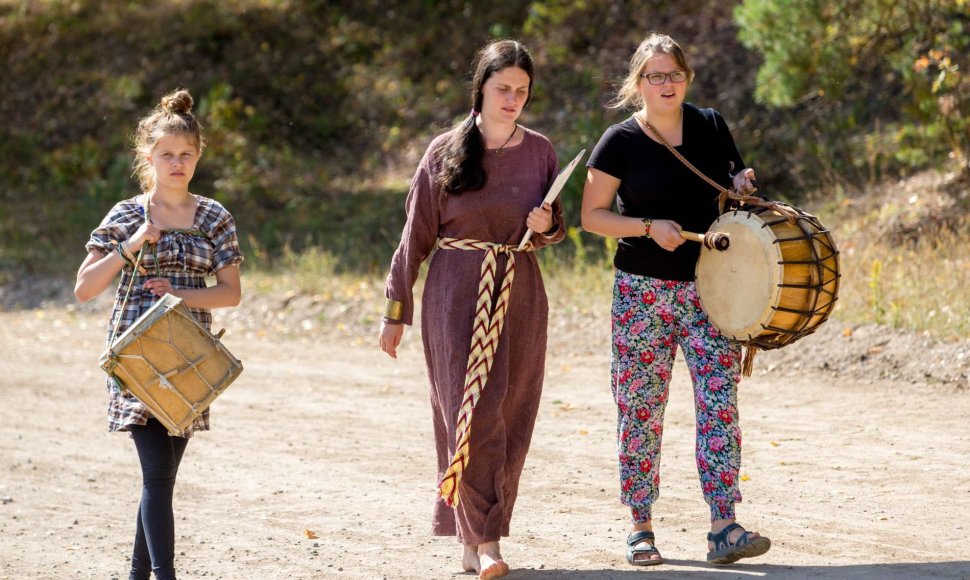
[{"xmin": 639, "ymin": 70, "xmax": 688, "ymax": 85}]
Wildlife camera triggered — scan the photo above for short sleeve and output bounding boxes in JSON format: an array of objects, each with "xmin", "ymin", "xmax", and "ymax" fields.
[
  {"xmin": 711, "ymin": 109, "xmax": 746, "ymax": 179},
  {"xmin": 207, "ymin": 205, "xmax": 244, "ymax": 274},
  {"xmin": 586, "ymin": 123, "xmax": 628, "ymax": 181},
  {"xmin": 85, "ymin": 199, "xmax": 144, "ymax": 255}
]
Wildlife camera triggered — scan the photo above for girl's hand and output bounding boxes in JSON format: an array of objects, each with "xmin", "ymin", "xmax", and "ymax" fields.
[
  {"xmin": 380, "ymin": 321, "xmax": 405, "ymax": 359},
  {"xmin": 144, "ymin": 277, "xmax": 177, "ymax": 298},
  {"xmin": 649, "ymin": 219, "xmax": 685, "ymax": 252},
  {"xmin": 733, "ymin": 168, "xmax": 757, "ymax": 195},
  {"xmin": 129, "ymin": 222, "xmax": 162, "ymax": 253},
  {"xmin": 526, "ymin": 202, "xmax": 554, "ymax": 234}
]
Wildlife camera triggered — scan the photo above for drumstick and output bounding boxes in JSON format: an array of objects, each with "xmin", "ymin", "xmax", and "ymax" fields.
[{"xmin": 681, "ymin": 230, "xmax": 730, "ymax": 251}]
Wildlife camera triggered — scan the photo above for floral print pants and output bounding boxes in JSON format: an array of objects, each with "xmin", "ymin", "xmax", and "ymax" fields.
[{"xmin": 611, "ymin": 270, "xmax": 743, "ymax": 523}]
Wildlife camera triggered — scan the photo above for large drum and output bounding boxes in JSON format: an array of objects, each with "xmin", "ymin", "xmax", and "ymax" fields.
[
  {"xmin": 695, "ymin": 205, "xmax": 840, "ymax": 350},
  {"xmin": 99, "ymin": 294, "xmax": 243, "ymax": 436}
]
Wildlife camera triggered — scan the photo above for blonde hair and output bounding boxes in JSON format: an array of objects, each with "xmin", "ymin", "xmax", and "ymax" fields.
[
  {"xmin": 131, "ymin": 89, "xmax": 205, "ymax": 192},
  {"xmin": 609, "ymin": 32, "xmax": 694, "ymax": 111}
]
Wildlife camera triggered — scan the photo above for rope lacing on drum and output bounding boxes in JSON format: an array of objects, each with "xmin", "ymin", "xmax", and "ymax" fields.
[
  {"xmin": 750, "ymin": 213, "xmax": 840, "ymax": 349},
  {"xmin": 640, "ymin": 117, "xmax": 811, "ymax": 376}
]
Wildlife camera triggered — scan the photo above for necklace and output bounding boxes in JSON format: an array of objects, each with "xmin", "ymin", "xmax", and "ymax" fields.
[{"xmin": 493, "ymin": 124, "xmax": 517, "ymax": 156}]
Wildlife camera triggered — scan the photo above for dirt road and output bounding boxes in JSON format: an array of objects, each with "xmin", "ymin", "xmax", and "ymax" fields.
[{"xmin": 1, "ymin": 305, "xmax": 968, "ymax": 579}]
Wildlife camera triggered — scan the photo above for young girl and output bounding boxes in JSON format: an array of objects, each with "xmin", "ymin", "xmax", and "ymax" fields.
[
  {"xmin": 379, "ymin": 40, "xmax": 564, "ymax": 579},
  {"xmin": 75, "ymin": 89, "xmax": 243, "ymax": 580}
]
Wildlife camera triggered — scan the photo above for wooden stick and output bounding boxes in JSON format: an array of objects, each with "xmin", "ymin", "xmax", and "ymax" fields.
[
  {"xmin": 681, "ymin": 230, "xmax": 730, "ymax": 251},
  {"xmin": 516, "ymin": 149, "xmax": 586, "ymax": 251}
]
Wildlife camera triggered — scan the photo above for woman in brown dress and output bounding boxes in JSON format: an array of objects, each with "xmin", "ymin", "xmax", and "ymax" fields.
[{"xmin": 379, "ymin": 39, "xmax": 565, "ymax": 580}]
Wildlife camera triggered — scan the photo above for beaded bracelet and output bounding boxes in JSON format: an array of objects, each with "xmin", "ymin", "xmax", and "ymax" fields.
[{"xmin": 641, "ymin": 217, "xmax": 653, "ymax": 238}]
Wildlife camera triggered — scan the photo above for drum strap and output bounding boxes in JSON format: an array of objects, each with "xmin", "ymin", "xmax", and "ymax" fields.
[
  {"xmin": 433, "ymin": 237, "xmax": 534, "ymax": 507},
  {"xmin": 639, "ymin": 117, "xmax": 774, "ymax": 377},
  {"xmin": 108, "ymin": 196, "xmax": 154, "ymax": 346},
  {"xmin": 108, "ymin": 245, "xmax": 147, "ymax": 347},
  {"xmin": 639, "ymin": 115, "xmax": 800, "ymax": 222},
  {"xmin": 108, "ymin": 196, "xmax": 210, "ymax": 345}
]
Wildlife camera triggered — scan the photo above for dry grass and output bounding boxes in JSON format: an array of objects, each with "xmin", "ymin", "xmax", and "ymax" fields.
[
  {"xmin": 818, "ymin": 170, "xmax": 969, "ymax": 339},
  {"xmin": 240, "ymin": 170, "xmax": 969, "ymax": 342},
  {"xmin": 830, "ymin": 222, "xmax": 969, "ymax": 339}
]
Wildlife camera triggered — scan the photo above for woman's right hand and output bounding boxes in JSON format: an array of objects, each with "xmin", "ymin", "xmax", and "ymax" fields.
[
  {"xmin": 128, "ymin": 222, "xmax": 162, "ymax": 253},
  {"xmin": 649, "ymin": 219, "xmax": 685, "ymax": 252},
  {"xmin": 380, "ymin": 321, "xmax": 405, "ymax": 359}
]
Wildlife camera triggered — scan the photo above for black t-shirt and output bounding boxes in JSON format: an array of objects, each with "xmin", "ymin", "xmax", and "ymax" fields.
[{"xmin": 587, "ymin": 103, "xmax": 745, "ymax": 280}]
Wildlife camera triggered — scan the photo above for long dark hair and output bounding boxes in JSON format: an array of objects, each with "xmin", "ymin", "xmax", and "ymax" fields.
[{"xmin": 437, "ymin": 39, "xmax": 535, "ymax": 195}]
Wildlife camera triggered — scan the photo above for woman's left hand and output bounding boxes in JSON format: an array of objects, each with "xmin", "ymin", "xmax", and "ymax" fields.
[
  {"xmin": 526, "ymin": 202, "xmax": 554, "ymax": 234},
  {"xmin": 144, "ymin": 277, "xmax": 178, "ymax": 298},
  {"xmin": 733, "ymin": 168, "xmax": 757, "ymax": 195}
]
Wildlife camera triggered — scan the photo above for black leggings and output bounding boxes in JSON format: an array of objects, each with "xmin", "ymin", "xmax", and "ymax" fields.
[{"xmin": 128, "ymin": 419, "xmax": 189, "ymax": 580}]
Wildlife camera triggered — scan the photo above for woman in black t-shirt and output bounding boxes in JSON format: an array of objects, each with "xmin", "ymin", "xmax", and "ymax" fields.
[{"xmin": 581, "ymin": 32, "xmax": 771, "ymax": 567}]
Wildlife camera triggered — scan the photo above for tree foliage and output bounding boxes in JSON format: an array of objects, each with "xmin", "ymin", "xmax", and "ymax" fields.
[
  {"xmin": 0, "ymin": 0, "xmax": 964, "ymax": 276},
  {"xmin": 735, "ymin": 0, "xmax": 969, "ymax": 176}
]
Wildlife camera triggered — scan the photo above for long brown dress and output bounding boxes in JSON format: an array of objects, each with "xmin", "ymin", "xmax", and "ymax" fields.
[{"xmin": 384, "ymin": 126, "xmax": 565, "ymax": 545}]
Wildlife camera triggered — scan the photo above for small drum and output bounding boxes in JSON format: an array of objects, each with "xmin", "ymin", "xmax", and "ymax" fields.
[
  {"xmin": 695, "ymin": 205, "xmax": 840, "ymax": 350},
  {"xmin": 99, "ymin": 294, "xmax": 243, "ymax": 436}
]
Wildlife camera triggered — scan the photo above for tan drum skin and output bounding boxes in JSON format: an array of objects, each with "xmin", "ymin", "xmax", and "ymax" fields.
[
  {"xmin": 695, "ymin": 206, "xmax": 840, "ymax": 350},
  {"xmin": 99, "ymin": 294, "xmax": 243, "ymax": 436}
]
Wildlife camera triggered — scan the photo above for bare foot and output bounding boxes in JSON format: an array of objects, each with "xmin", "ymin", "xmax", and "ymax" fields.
[
  {"xmin": 478, "ymin": 541, "xmax": 509, "ymax": 580},
  {"xmin": 478, "ymin": 558, "xmax": 509, "ymax": 580},
  {"xmin": 462, "ymin": 544, "xmax": 480, "ymax": 574}
]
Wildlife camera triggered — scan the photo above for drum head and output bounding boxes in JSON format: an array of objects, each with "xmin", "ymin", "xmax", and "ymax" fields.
[{"xmin": 695, "ymin": 211, "xmax": 783, "ymax": 340}]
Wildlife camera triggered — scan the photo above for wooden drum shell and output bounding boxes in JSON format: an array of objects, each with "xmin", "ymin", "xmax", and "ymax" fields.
[{"xmin": 695, "ymin": 206, "xmax": 840, "ymax": 350}]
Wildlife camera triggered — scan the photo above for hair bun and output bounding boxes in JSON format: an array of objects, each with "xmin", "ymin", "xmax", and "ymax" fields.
[{"xmin": 160, "ymin": 89, "xmax": 194, "ymax": 115}]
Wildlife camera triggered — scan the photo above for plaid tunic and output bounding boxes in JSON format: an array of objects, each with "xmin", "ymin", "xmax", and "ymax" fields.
[{"xmin": 86, "ymin": 194, "xmax": 243, "ymax": 437}]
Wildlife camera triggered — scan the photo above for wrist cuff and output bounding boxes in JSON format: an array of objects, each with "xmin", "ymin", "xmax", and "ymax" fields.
[{"xmin": 383, "ymin": 298, "xmax": 404, "ymax": 321}]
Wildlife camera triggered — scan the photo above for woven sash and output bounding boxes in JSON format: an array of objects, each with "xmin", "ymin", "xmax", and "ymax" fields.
[{"xmin": 435, "ymin": 237, "xmax": 533, "ymax": 507}]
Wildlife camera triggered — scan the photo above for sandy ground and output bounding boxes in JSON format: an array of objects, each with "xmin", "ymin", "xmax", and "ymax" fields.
[{"xmin": 1, "ymin": 301, "xmax": 969, "ymax": 580}]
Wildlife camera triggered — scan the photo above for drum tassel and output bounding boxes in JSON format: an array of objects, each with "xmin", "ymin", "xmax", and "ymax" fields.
[{"xmin": 741, "ymin": 345, "xmax": 758, "ymax": 377}]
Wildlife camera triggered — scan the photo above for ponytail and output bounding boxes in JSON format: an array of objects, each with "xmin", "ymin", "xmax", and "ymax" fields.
[{"xmin": 437, "ymin": 112, "xmax": 487, "ymax": 194}]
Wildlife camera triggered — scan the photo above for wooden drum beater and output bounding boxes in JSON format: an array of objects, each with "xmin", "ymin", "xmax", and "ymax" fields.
[{"xmin": 680, "ymin": 230, "xmax": 730, "ymax": 251}]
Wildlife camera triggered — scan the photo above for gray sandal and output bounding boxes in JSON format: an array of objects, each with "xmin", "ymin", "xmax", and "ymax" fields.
[
  {"xmin": 626, "ymin": 530, "xmax": 663, "ymax": 566},
  {"xmin": 706, "ymin": 522, "xmax": 771, "ymax": 564}
]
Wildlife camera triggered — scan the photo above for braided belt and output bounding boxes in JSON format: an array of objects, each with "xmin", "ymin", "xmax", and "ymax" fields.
[{"xmin": 435, "ymin": 237, "xmax": 533, "ymax": 507}]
